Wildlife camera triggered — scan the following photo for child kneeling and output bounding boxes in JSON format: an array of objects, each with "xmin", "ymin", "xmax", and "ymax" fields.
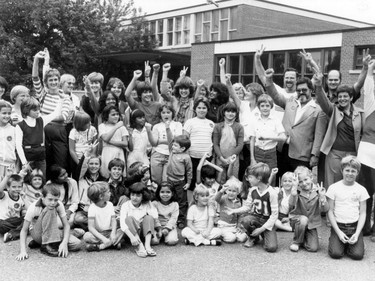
[
  {"xmin": 83, "ymin": 182, "xmax": 123, "ymax": 251},
  {"xmin": 326, "ymin": 156, "xmax": 369, "ymax": 260},
  {"xmin": 181, "ymin": 185, "xmax": 221, "ymax": 246}
]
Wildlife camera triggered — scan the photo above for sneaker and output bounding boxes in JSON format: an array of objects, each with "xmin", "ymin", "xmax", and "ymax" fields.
[
  {"xmin": 210, "ymin": 239, "xmax": 222, "ymax": 246},
  {"xmin": 28, "ymin": 240, "xmax": 40, "ymax": 249},
  {"xmin": 290, "ymin": 243, "xmax": 299, "ymax": 252},
  {"xmin": 86, "ymin": 244, "xmax": 100, "ymax": 252},
  {"xmin": 72, "ymin": 228, "xmax": 85, "ymax": 239},
  {"xmin": 243, "ymin": 238, "xmax": 255, "ymax": 248},
  {"xmin": 40, "ymin": 243, "xmax": 59, "ymax": 257},
  {"xmin": 3, "ymin": 232, "xmax": 13, "ymax": 243}
]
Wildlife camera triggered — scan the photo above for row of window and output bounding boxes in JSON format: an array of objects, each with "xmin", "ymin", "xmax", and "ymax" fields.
[{"xmin": 147, "ymin": 7, "xmax": 237, "ymax": 47}]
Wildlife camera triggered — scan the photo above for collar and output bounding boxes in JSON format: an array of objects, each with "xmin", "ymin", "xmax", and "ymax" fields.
[
  {"xmin": 296, "ymin": 98, "xmax": 316, "ymax": 108},
  {"xmin": 108, "ymin": 177, "xmax": 123, "ymax": 186},
  {"xmin": 299, "ymin": 188, "xmax": 318, "ymax": 199}
]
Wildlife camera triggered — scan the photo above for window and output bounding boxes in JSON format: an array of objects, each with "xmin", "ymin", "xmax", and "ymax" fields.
[
  {"xmin": 183, "ymin": 15, "xmax": 190, "ymax": 44},
  {"xmin": 157, "ymin": 20, "xmax": 164, "ymax": 46},
  {"xmin": 229, "ymin": 7, "xmax": 238, "ymax": 39},
  {"xmin": 229, "ymin": 56, "xmax": 240, "ymax": 82},
  {"xmin": 211, "ymin": 10, "xmax": 219, "ymax": 41},
  {"xmin": 323, "ymin": 48, "xmax": 340, "ymax": 73},
  {"xmin": 242, "ymin": 55, "xmax": 254, "ymax": 85},
  {"xmin": 220, "ymin": 8, "xmax": 229, "ymax": 40},
  {"xmin": 174, "ymin": 17, "xmax": 182, "ymax": 45},
  {"xmin": 167, "ymin": 18, "xmax": 173, "ymax": 46},
  {"xmin": 195, "ymin": 13, "xmax": 202, "ymax": 43},
  {"xmin": 203, "ymin": 12, "xmax": 211, "ymax": 42},
  {"xmin": 355, "ymin": 46, "xmax": 375, "ymax": 69}
]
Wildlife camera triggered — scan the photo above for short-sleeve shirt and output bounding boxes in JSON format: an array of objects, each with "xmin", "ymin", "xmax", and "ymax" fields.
[
  {"xmin": 0, "ymin": 191, "xmax": 24, "ymax": 220},
  {"xmin": 152, "ymin": 121, "xmax": 182, "ymax": 155},
  {"xmin": 98, "ymin": 123, "xmax": 129, "ymax": 148},
  {"xmin": 88, "ymin": 202, "xmax": 115, "ymax": 232},
  {"xmin": 134, "ymin": 102, "xmax": 161, "ymax": 125},
  {"xmin": 69, "ymin": 126, "xmax": 98, "ymax": 159},
  {"xmin": 326, "ymin": 181, "xmax": 369, "ymax": 223},
  {"xmin": 187, "ymin": 205, "xmax": 214, "ymax": 230},
  {"xmin": 183, "ymin": 117, "xmax": 214, "ymax": 158},
  {"xmin": 24, "ymin": 199, "xmax": 66, "ymax": 227}
]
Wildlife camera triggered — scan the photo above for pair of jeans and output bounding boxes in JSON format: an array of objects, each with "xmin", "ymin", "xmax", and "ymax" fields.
[
  {"xmin": 290, "ymin": 215, "xmax": 319, "ymax": 252},
  {"xmin": 328, "ymin": 222, "xmax": 364, "ymax": 260},
  {"xmin": 169, "ymin": 180, "xmax": 188, "ymax": 224}
]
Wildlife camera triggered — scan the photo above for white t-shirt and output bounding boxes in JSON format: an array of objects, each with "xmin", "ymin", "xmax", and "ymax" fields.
[
  {"xmin": 24, "ymin": 199, "xmax": 66, "ymax": 227},
  {"xmin": 326, "ymin": 181, "xmax": 369, "ymax": 223},
  {"xmin": 0, "ymin": 191, "xmax": 24, "ymax": 220},
  {"xmin": 183, "ymin": 117, "xmax": 214, "ymax": 158},
  {"xmin": 87, "ymin": 201, "xmax": 115, "ymax": 232},
  {"xmin": 187, "ymin": 205, "xmax": 214, "ymax": 230},
  {"xmin": 69, "ymin": 126, "xmax": 97, "ymax": 159},
  {"xmin": 152, "ymin": 121, "xmax": 182, "ymax": 155}
]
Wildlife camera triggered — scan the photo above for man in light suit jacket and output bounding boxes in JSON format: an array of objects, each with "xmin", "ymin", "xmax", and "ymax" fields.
[{"xmin": 264, "ymin": 69, "xmax": 327, "ymax": 176}]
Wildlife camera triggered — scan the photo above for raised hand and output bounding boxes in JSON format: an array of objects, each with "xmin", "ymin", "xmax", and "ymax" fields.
[
  {"xmin": 368, "ymin": 59, "xmax": 375, "ymax": 72},
  {"xmin": 362, "ymin": 48, "xmax": 371, "ymax": 67},
  {"xmin": 44, "ymin": 48, "xmax": 50, "ymax": 63},
  {"xmin": 133, "ymin": 70, "xmax": 142, "ymax": 79},
  {"xmin": 264, "ymin": 68, "xmax": 274, "ymax": 79},
  {"xmin": 197, "ymin": 79, "xmax": 205, "ymax": 87},
  {"xmin": 255, "ymin": 44, "xmax": 266, "ymax": 59},
  {"xmin": 180, "ymin": 66, "xmax": 189, "ymax": 77},
  {"xmin": 225, "ymin": 73, "xmax": 232, "ymax": 84},
  {"xmin": 153, "ymin": 63, "xmax": 160, "ymax": 72},
  {"xmin": 312, "ymin": 71, "xmax": 324, "ymax": 87},
  {"xmin": 299, "ymin": 49, "xmax": 313, "ymax": 63},
  {"xmin": 219, "ymin": 58, "xmax": 225, "ymax": 67},
  {"xmin": 163, "ymin": 63, "xmax": 171, "ymax": 72},
  {"xmin": 35, "ymin": 50, "xmax": 46, "ymax": 60},
  {"xmin": 144, "ymin": 61, "xmax": 151, "ymax": 77}
]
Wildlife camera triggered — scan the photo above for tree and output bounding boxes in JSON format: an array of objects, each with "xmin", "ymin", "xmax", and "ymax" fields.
[{"xmin": 0, "ymin": 0, "xmax": 156, "ymax": 88}]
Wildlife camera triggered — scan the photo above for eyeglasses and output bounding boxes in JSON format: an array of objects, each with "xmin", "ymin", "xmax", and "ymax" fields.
[{"xmin": 296, "ymin": 88, "xmax": 309, "ymax": 93}]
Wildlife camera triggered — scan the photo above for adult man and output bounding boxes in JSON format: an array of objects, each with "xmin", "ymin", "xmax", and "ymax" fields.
[{"xmin": 265, "ymin": 69, "xmax": 326, "ymax": 175}]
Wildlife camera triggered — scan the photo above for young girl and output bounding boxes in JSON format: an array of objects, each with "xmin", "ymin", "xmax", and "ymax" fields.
[
  {"xmin": 106, "ymin": 77, "xmax": 127, "ymax": 116},
  {"xmin": 181, "ymin": 185, "xmax": 222, "ymax": 246},
  {"xmin": 213, "ymin": 102, "xmax": 244, "ymax": 181},
  {"xmin": 81, "ymin": 72, "xmax": 104, "ymax": 125},
  {"xmin": 69, "ymin": 111, "xmax": 97, "ymax": 181},
  {"xmin": 275, "ymin": 172, "xmax": 296, "ymax": 232},
  {"xmin": 47, "ymin": 164, "xmax": 79, "ymax": 227},
  {"xmin": 120, "ymin": 182, "xmax": 160, "ymax": 258},
  {"xmin": 146, "ymin": 105, "xmax": 183, "ymax": 184},
  {"xmin": 83, "ymin": 182, "xmax": 123, "ymax": 251},
  {"xmin": 21, "ymin": 168, "xmax": 45, "ymax": 210},
  {"xmin": 152, "ymin": 182, "xmax": 179, "ymax": 245},
  {"xmin": 10, "ymin": 85, "xmax": 30, "ymax": 125},
  {"xmin": 0, "ymin": 100, "xmax": 16, "ymax": 179},
  {"xmin": 15, "ymin": 97, "xmax": 63, "ymax": 178},
  {"xmin": 74, "ymin": 153, "xmax": 107, "ymax": 231},
  {"xmin": 98, "ymin": 105, "xmax": 128, "ymax": 178},
  {"xmin": 128, "ymin": 109, "xmax": 150, "ymax": 168}
]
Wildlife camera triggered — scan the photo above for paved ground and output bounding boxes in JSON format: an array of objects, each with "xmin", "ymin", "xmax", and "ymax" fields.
[{"xmin": 1, "ymin": 225, "xmax": 374, "ymax": 281}]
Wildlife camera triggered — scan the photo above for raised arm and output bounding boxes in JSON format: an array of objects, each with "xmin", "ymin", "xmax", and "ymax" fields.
[
  {"xmin": 84, "ymin": 78, "xmax": 100, "ymax": 116},
  {"xmin": 353, "ymin": 48, "xmax": 371, "ymax": 94},
  {"xmin": 313, "ymin": 70, "xmax": 334, "ymax": 117},
  {"xmin": 254, "ymin": 45, "xmax": 267, "ymax": 86},
  {"xmin": 363, "ymin": 59, "xmax": 375, "ymax": 119},
  {"xmin": 32, "ymin": 50, "xmax": 48, "ymax": 99},
  {"xmin": 125, "ymin": 70, "xmax": 142, "ymax": 110},
  {"xmin": 194, "ymin": 79, "xmax": 206, "ymax": 100},
  {"xmin": 225, "ymin": 73, "xmax": 241, "ymax": 109},
  {"xmin": 100, "ymin": 121, "xmax": 124, "ymax": 143},
  {"xmin": 144, "ymin": 61, "xmax": 151, "ymax": 83},
  {"xmin": 151, "ymin": 63, "xmax": 161, "ymax": 102},
  {"xmin": 264, "ymin": 68, "xmax": 286, "ymax": 109},
  {"xmin": 219, "ymin": 58, "xmax": 226, "ymax": 84}
]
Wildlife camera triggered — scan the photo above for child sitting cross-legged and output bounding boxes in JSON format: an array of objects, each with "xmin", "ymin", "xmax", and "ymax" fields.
[
  {"xmin": 83, "ymin": 181, "xmax": 124, "ymax": 252},
  {"xmin": 289, "ymin": 166, "xmax": 328, "ymax": 252},
  {"xmin": 226, "ymin": 163, "xmax": 278, "ymax": 252},
  {"xmin": 215, "ymin": 176, "xmax": 247, "ymax": 243},
  {"xmin": 16, "ymin": 184, "xmax": 82, "ymax": 261}
]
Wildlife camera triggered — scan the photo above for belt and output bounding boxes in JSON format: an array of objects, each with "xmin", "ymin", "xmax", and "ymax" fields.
[
  {"xmin": 24, "ymin": 144, "xmax": 44, "ymax": 149},
  {"xmin": 337, "ymin": 221, "xmax": 357, "ymax": 227}
]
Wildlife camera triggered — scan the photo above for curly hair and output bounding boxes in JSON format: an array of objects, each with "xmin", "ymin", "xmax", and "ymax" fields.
[
  {"xmin": 173, "ymin": 76, "xmax": 195, "ymax": 99},
  {"xmin": 209, "ymin": 82, "xmax": 229, "ymax": 105}
]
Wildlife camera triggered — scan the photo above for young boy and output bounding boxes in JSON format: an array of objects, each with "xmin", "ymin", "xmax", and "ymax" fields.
[
  {"xmin": 289, "ymin": 166, "xmax": 328, "ymax": 252},
  {"xmin": 215, "ymin": 176, "xmax": 247, "ymax": 243},
  {"xmin": 16, "ymin": 184, "xmax": 82, "ymax": 260},
  {"xmin": 249, "ymin": 94, "xmax": 286, "ymax": 186},
  {"xmin": 165, "ymin": 132, "xmax": 192, "ymax": 229},
  {"xmin": 227, "ymin": 162, "xmax": 278, "ymax": 252},
  {"xmin": 83, "ymin": 182, "xmax": 123, "ymax": 251},
  {"xmin": 107, "ymin": 158, "xmax": 128, "ymax": 215},
  {"xmin": 0, "ymin": 168, "xmax": 25, "ymax": 243},
  {"xmin": 326, "ymin": 156, "xmax": 369, "ymax": 260}
]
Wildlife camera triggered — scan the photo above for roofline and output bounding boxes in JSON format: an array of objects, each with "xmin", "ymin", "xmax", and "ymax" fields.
[
  {"xmin": 191, "ymin": 25, "xmax": 375, "ymax": 46},
  {"xmin": 136, "ymin": 0, "xmax": 374, "ymax": 27}
]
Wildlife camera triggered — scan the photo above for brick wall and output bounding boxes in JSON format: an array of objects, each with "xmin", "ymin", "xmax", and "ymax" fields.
[
  {"xmin": 191, "ymin": 43, "xmax": 215, "ymax": 85},
  {"xmin": 341, "ymin": 28, "xmax": 375, "ymax": 86}
]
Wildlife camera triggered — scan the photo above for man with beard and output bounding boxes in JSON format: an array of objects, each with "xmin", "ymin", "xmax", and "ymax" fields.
[{"xmin": 264, "ymin": 69, "xmax": 326, "ymax": 175}]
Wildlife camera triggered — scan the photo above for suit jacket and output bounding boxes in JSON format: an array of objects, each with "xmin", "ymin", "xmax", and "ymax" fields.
[{"xmin": 266, "ymin": 83, "xmax": 327, "ymax": 162}]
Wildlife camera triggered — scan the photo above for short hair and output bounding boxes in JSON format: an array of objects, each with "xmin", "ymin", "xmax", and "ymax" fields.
[
  {"xmin": 10, "ymin": 85, "xmax": 29, "ymax": 103},
  {"xmin": 127, "ymin": 162, "xmax": 149, "ymax": 178},
  {"xmin": 154, "ymin": 181, "xmax": 177, "ymax": 202},
  {"xmin": 281, "ymin": 172, "xmax": 295, "ymax": 183},
  {"xmin": 0, "ymin": 100, "xmax": 12, "ymax": 112},
  {"xmin": 257, "ymin": 94, "xmax": 274, "ymax": 109},
  {"xmin": 245, "ymin": 162, "xmax": 271, "ymax": 184},
  {"xmin": 328, "ymin": 69, "xmax": 342, "ymax": 81},
  {"xmin": 201, "ymin": 165, "xmax": 216, "ymax": 180},
  {"xmin": 158, "ymin": 104, "xmax": 175, "ymax": 120},
  {"xmin": 129, "ymin": 109, "xmax": 145, "ymax": 129},
  {"xmin": 7, "ymin": 174, "xmax": 23, "ymax": 187},
  {"xmin": 0, "ymin": 76, "xmax": 9, "ymax": 93},
  {"xmin": 101, "ymin": 105, "xmax": 120, "ymax": 123},
  {"xmin": 108, "ymin": 158, "xmax": 125, "ymax": 172},
  {"xmin": 60, "ymin": 74, "xmax": 76, "ymax": 86},
  {"xmin": 21, "ymin": 97, "xmax": 40, "ymax": 118},
  {"xmin": 245, "ymin": 82, "xmax": 265, "ymax": 98},
  {"xmin": 106, "ymin": 77, "xmax": 126, "ymax": 98},
  {"xmin": 43, "ymin": 68, "xmax": 60, "ymax": 87},
  {"xmin": 283, "ymin": 68, "xmax": 298, "ymax": 77},
  {"xmin": 87, "ymin": 72, "xmax": 104, "ymax": 86},
  {"xmin": 49, "ymin": 165, "xmax": 65, "ymax": 183},
  {"xmin": 217, "ymin": 101, "xmax": 239, "ymax": 122},
  {"xmin": 87, "ymin": 181, "xmax": 109, "ymax": 203},
  {"xmin": 126, "ymin": 182, "xmax": 152, "ymax": 203},
  {"xmin": 341, "ymin": 155, "xmax": 361, "ymax": 172},
  {"xmin": 224, "ymin": 176, "xmax": 242, "ymax": 193},
  {"xmin": 196, "ymin": 83, "xmax": 209, "ymax": 97},
  {"xmin": 296, "ymin": 77, "xmax": 313, "ymax": 90},
  {"xmin": 173, "ymin": 76, "xmax": 195, "ymax": 99},
  {"xmin": 209, "ymin": 82, "xmax": 229, "ymax": 105},
  {"xmin": 336, "ymin": 85, "xmax": 354, "ymax": 98},
  {"xmin": 193, "ymin": 97, "xmax": 210, "ymax": 111},
  {"xmin": 42, "ymin": 183, "xmax": 61, "ymax": 197},
  {"xmin": 135, "ymin": 81, "xmax": 153, "ymax": 101},
  {"xmin": 173, "ymin": 135, "xmax": 191, "ymax": 151},
  {"xmin": 294, "ymin": 166, "xmax": 312, "ymax": 178},
  {"xmin": 192, "ymin": 185, "xmax": 209, "ymax": 205},
  {"xmin": 73, "ymin": 111, "xmax": 91, "ymax": 131},
  {"xmin": 99, "ymin": 90, "xmax": 119, "ymax": 114},
  {"xmin": 28, "ymin": 168, "xmax": 45, "ymax": 186}
]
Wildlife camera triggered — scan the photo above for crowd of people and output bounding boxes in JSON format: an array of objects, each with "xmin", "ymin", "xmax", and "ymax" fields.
[{"xmin": 0, "ymin": 46, "xmax": 374, "ymax": 261}]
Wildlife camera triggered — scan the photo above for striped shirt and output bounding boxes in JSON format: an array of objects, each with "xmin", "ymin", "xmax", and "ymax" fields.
[{"xmin": 183, "ymin": 117, "xmax": 214, "ymax": 158}]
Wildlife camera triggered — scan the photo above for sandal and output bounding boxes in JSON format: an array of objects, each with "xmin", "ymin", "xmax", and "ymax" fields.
[
  {"xmin": 135, "ymin": 248, "xmax": 147, "ymax": 258},
  {"xmin": 146, "ymin": 248, "xmax": 157, "ymax": 256}
]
